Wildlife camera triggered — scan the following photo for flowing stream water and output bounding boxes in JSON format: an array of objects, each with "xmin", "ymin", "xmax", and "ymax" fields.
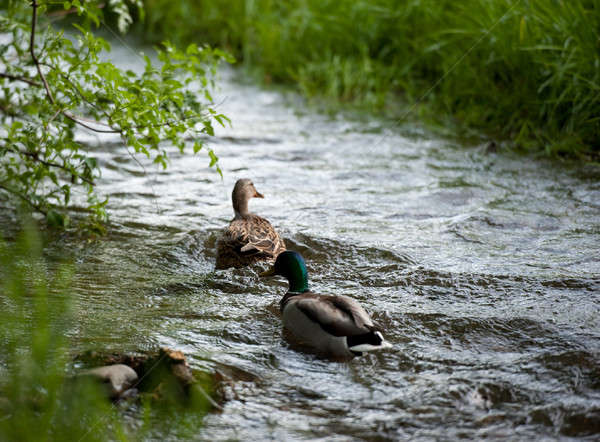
[{"xmin": 12, "ymin": 44, "xmax": 600, "ymax": 440}]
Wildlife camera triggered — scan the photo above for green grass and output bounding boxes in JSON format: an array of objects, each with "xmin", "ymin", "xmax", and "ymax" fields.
[{"xmin": 139, "ymin": 0, "xmax": 600, "ymax": 158}]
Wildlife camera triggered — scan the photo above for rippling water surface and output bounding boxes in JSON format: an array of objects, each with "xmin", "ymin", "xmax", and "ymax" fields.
[{"xmin": 37, "ymin": 45, "xmax": 600, "ymax": 440}]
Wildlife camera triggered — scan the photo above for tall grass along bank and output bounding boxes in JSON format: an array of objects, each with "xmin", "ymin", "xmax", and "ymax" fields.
[{"xmin": 140, "ymin": 0, "xmax": 600, "ymax": 159}]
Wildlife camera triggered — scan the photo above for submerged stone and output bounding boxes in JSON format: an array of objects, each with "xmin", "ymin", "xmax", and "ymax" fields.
[
  {"xmin": 81, "ymin": 364, "xmax": 138, "ymax": 399},
  {"xmin": 75, "ymin": 347, "xmax": 220, "ymax": 408}
]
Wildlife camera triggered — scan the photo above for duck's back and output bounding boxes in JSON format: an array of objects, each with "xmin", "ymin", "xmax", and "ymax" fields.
[
  {"xmin": 281, "ymin": 292, "xmax": 374, "ymax": 357},
  {"xmin": 215, "ymin": 215, "xmax": 285, "ymax": 269}
]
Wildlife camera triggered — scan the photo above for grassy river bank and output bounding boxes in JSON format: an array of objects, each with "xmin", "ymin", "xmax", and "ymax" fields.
[{"xmin": 140, "ymin": 0, "xmax": 600, "ymax": 159}]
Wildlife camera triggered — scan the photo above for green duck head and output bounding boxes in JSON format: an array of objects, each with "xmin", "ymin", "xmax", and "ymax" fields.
[{"xmin": 260, "ymin": 251, "xmax": 309, "ymax": 293}]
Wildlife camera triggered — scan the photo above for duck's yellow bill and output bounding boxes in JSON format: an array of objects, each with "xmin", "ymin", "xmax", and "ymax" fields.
[{"xmin": 259, "ymin": 267, "xmax": 276, "ymax": 277}]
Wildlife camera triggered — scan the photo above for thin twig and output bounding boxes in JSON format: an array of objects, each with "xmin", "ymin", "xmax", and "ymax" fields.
[
  {"xmin": 46, "ymin": 3, "xmax": 105, "ymax": 19},
  {"xmin": 5, "ymin": 145, "xmax": 95, "ymax": 186},
  {"xmin": 47, "ymin": 107, "xmax": 61, "ymax": 125},
  {"xmin": 0, "ymin": 72, "xmax": 41, "ymax": 87},
  {"xmin": 61, "ymin": 111, "xmax": 122, "ymax": 132},
  {"xmin": 29, "ymin": 2, "xmax": 121, "ymax": 134},
  {"xmin": 0, "ymin": 182, "xmax": 46, "ymax": 214},
  {"xmin": 27, "ymin": 2, "xmax": 216, "ymax": 140},
  {"xmin": 39, "ymin": 62, "xmax": 104, "ymax": 114},
  {"xmin": 30, "ymin": 0, "xmax": 55, "ymax": 103},
  {"xmin": 20, "ymin": 150, "xmax": 94, "ymax": 185},
  {"xmin": 36, "ymin": 57, "xmax": 203, "ymax": 134}
]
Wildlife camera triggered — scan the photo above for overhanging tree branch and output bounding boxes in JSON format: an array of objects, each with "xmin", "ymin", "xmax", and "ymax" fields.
[
  {"xmin": 0, "ymin": 72, "xmax": 41, "ymax": 87},
  {"xmin": 2, "ymin": 0, "xmax": 228, "ymax": 229},
  {"xmin": 27, "ymin": 11, "xmax": 220, "ymax": 137},
  {"xmin": 10, "ymin": 148, "xmax": 95, "ymax": 186},
  {"xmin": 0, "ymin": 182, "xmax": 46, "ymax": 214},
  {"xmin": 28, "ymin": 19, "xmax": 205, "ymax": 135},
  {"xmin": 30, "ymin": 0, "xmax": 55, "ymax": 103},
  {"xmin": 29, "ymin": 0, "xmax": 122, "ymax": 134}
]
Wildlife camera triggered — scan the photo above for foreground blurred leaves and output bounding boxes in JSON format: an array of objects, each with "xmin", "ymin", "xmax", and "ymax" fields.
[
  {"xmin": 0, "ymin": 224, "xmax": 124, "ymax": 441},
  {"xmin": 0, "ymin": 222, "xmax": 216, "ymax": 440}
]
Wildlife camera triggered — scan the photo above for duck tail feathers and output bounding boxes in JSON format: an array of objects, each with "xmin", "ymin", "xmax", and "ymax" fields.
[{"xmin": 347, "ymin": 331, "xmax": 392, "ymax": 353}]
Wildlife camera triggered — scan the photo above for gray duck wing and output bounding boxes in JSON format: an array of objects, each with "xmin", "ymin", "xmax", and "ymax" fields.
[{"xmin": 292, "ymin": 294, "xmax": 374, "ymax": 337}]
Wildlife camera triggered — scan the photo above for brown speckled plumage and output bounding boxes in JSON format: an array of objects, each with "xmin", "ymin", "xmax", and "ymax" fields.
[{"xmin": 215, "ymin": 179, "xmax": 286, "ymax": 269}]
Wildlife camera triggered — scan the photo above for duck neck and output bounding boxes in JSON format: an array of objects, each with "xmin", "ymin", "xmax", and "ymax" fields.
[
  {"xmin": 287, "ymin": 266, "xmax": 309, "ymax": 293},
  {"xmin": 233, "ymin": 196, "xmax": 249, "ymax": 218}
]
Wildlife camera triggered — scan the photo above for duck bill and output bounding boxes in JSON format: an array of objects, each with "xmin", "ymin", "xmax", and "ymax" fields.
[
  {"xmin": 259, "ymin": 266, "xmax": 276, "ymax": 277},
  {"xmin": 254, "ymin": 190, "xmax": 264, "ymax": 198}
]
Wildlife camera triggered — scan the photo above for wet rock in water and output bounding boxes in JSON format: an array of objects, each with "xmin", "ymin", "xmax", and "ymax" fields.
[
  {"xmin": 75, "ymin": 347, "xmax": 220, "ymax": 408},
  {"xmin": 82, "ymin": 364, "xmax": 138, "ymax": 399},
  {"xmin": 136, "ymin": 347, "xmax": 197, "ymax": 403},
  {"xmin": 162, "ymin": 348, "xmax": 194, "ymax": 387},
  {"xmin": 213, "ymin": 362, "xmax": 261, "ymax": 403},
  {"xmin": 561, "ymin": 410, "xmax": 600, "ymax": 437},
  {"xmin": 484, "ymin": 140, "xmax": 499, "ymax": 153}
]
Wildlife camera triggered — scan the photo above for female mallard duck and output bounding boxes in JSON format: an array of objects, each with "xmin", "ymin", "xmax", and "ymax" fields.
[
  {"xmin": 215, "ymin": 179, "xmax": 286, "ymax": 270},
  {"xmin": 261, "ymin": 251, "xmax": 392, "ymax": 357}
]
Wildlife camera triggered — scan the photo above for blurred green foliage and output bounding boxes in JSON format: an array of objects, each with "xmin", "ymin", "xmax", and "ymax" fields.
[
  {"xmin": 0, "ymin": 223, "xmax": 216, "ymax": 440},
  {"xmin": 0, "ymin": 224, "xmax": 124, "ymax": 441},
  {"xmin": 139, "ymin": 0, "xmax": 600, "ymax": 158}
]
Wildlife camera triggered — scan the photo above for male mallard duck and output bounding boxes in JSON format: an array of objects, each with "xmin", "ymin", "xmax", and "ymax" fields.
[
  {"xmin": 215, "ymin": 179, "xmax": 286, "ymax": 270},
  {"xmin": 261, "ymin": 251, "xmax": 392, "ymax": 357}
]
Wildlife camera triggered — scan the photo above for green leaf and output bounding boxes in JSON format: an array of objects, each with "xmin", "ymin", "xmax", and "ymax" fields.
[
  {"xmin": 208, "ymin": 149, "xmax": 218, "ymax": 167},
  {"xmin": 186, "ymin": 44, "xmax": 198, "ymax": 55},
  {"xmin": 84, "ymin": 157, "xmax": 97, "ymax": 169},
  {"xmin": 204, "ymin": 124, "xmax": 214, "ymax": 136},
  {"xmin": 46, "ymin": 210, "xmax": 67, "ymax": 228}
]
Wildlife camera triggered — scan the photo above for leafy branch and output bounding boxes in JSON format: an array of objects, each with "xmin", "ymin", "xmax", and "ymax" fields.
[
  {"xmin": 0, "ymin": 72, "xmax": 41, "ymax": 87},
  {"xmin": 0, "ymin": 0, "xmax": 233, "ymax": 230}
]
